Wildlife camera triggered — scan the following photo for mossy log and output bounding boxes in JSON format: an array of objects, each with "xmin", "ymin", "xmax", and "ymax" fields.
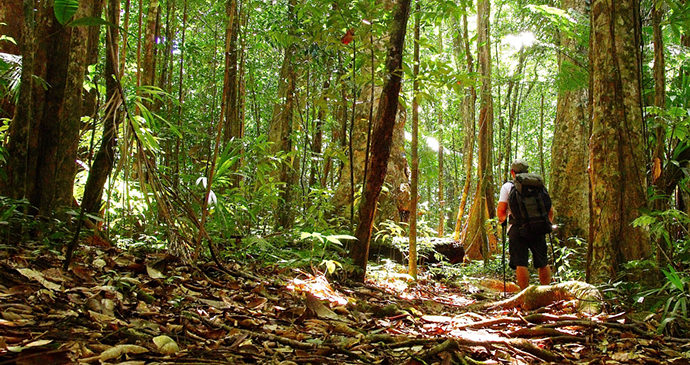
[{"xmin": 471, "ymin": 280, "xmax": 603, "ymax": 314}]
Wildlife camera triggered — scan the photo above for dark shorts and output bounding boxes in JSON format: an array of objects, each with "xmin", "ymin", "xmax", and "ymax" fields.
[{"xmin": 508, "ymin": 227, "xmax": 549, "ymax": 269}]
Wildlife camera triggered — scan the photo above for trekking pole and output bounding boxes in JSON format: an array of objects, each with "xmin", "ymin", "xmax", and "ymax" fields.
[
  {"xmin": 502, "ymin": 221, "xmax": 507, "ymax": 297},
  {"xmin": 548, "ymin": 231, "xmax": 558, "ymax": 282}
]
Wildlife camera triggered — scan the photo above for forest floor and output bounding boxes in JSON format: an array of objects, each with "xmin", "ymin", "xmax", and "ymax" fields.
[{"xmin": 1, "ymin": 241, "xmax": 689, "ymax": 365}]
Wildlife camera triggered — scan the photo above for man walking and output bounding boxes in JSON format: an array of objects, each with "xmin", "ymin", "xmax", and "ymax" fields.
[{"xmin": 497, "ymin": 159, "xmax": 554, "ymax": 289}]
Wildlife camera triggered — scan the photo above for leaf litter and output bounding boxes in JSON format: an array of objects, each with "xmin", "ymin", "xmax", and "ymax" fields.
[{"xmin": 0, "ymin": 242, "xmax": 689, "ymax": 364}]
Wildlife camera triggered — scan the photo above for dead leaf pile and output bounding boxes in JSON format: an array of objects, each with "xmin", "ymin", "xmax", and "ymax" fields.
[{"xmin": 0, "ymin": 242, "xmax": 689, "ymax": 364}]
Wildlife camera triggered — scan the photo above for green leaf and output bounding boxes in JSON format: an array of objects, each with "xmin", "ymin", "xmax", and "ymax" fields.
[
  {"xmin": 662, "ymin": 266, "xmax": 684, "ymax": 292},
  {"xmin": 54, "ymin": 0, "xmax": 79, "ymax": 25}
]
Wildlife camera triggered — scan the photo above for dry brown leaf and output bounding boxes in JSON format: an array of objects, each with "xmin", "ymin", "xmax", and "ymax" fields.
[
  {"xmin": 246, "ymin": 296, "xmax": 267, "ymax": 309},
  {"xmin": 653, "ymin": 157, "xmax": 662, "ymax": 183},
  {"xmin": 146, "ymin": 264, "xmax": 166, "ymax": 279},
  {"xmin": 153, "ymin": 335, "xmax": 180, "ymax": 355},
  {"xmin": 305, "ymin": 293, "xmax": 340, "ymax": 321},
  {"xmin": 99, "ymin": 344, "xmax": 148, "ymax": 361},
  {"xmin": 16, "ymin": 268, "xmax": 61, "ymax": 291}
]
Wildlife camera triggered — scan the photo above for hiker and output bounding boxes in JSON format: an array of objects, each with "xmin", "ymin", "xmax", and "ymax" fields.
[{"xmin": 497, "ymin": 159, "xmax": 554, "ymax": 289}]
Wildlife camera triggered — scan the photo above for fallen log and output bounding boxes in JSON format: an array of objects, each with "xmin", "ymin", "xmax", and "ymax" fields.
[{"xmin": 470, "ymin": 280, "xmax": 603, "ymax": 314}]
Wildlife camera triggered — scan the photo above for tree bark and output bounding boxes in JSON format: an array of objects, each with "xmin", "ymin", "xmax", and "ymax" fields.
[
  {"xmin": 5, "ymin": 0, "xmax": 93, "ymax": 215},
  {"xmin": 550, "ymin": 0, "xmax": 590, "ymax": 243},
  {"xmin": 472, "ymin": 281, "xmax": 603, "ymax": 314},
  {"xmin": 651, "ymin": 0, "xmax": 669, "ymax": 268},
  {"xmin": 463, "ymin": 0, "xmax": 495, "ymax": 260},
  {"xmin": 453, "ymin": 11, "xmax": 476, "ymax": 241},
  {"xmin": 587, "ymin": 0, "xmax": 651, "ymax": 283},
  {"xmin": 82, "ymin": 0, "xmax": 104, "ymax": 118},
  {"xmin": 141, "ymin": 0, "xmax": 160, "ymax": 88},
  {"xmin": 351, "ymin": 0, "xmax": 411, "ymax": 282},
  {"xmin": 330, "ymin": 42, "xmax": 411, "ymax": 226},
  {"xmin": 268, "ymin": 0, "xmax": 297, "ymax": 230},
  {"xmin": 409, "ymin": 1, "xmax": 420, "ymax": 279},
  {"xmin": 222, "ymin": 0, "xmax": 241, "ymax": 144},
  {"xmin": 81, "ymin": 0, "xmax": 123, "ymax": 216},
  {"xmin": 0, "ymin": 0, "xmax": 22, "ymax": 55}
]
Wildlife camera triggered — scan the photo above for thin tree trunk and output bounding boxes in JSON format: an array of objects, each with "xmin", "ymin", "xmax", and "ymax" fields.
[
  {"xmin": 310, "ymin": 75, "xmax": 330, "ymax": 187},
  {"xmin": 142, "ymin": 0, "xmax": 159, "ymax": 88},
  {"xmin": 652, "ymin": 1, "xmax": 668, "ymax": 267},
  {"xmin": 464, "ymin": 0, "xmax": 495, "ymax": 261},
  {"xmin": 268, "ymin": 0, "xmax": 297, "ymax": 230},
  {"xmin": 453, "ymin": 10, "xmax": 476, "ymax": 241},
  {"xmin": 438, "ymin": 121, "xmax": 444, "ymax": 237},
  {"xmin": 222, "ymin": 0, "xmax": 240, "ymax": 144},
  {"xmin": 82, "ymin": 0, "xmax": 123, "ymax": 216},
  {"xmin": 539, "ymin": 93, "xmax": 545, "ymax": 177},
  {"xmin": 119, "ymin": 0, "xmax": 130, "ymax": 78},
  {"xmin": 503, "ymin": 48, "xmax": 526, "ymax": 182},
  {"xmin": 351, "ymin": 0, "xmax": 411, "ymax": 282},
  {"xmin": 409, "ymin": 0, "xmax": 421, "ymax": 279},
  {"xmin": 82, "ymin": 0, "xmax": 104, "ymax": 118},
  {"xmin": 173, "ymin": 0, "xmax": 188, "ymax": 189},
  {"xmin": 437, "ymin": 26, "xmax": 444, "ymax": 238}
]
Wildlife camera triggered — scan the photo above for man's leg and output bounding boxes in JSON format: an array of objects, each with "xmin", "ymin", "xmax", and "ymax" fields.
[
  {"xmin": 531, "ymin": 235, "xmax": 551, "ymax": 285},
  {"xmin": 538, "ymin": 265, "xmax": 551, "ymax": 285},
  {"xmin": 516, "ymin": 266, "xmax": 530, "ymax": 289}
]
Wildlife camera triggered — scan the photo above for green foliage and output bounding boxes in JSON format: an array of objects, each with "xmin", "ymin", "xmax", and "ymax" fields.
[
  {"xmin": 551, "ymin": 236, "xmax": 587, "ymax": 282},
  {"xmin": 372, "ymin": 219, "xmax": 439, "ymax": 262},
  {"xmin": 54, "ymin": 0, "xmax": 79, "ymax": 25},
  {"xmin": 633, "ymin": 208, "xmax": 690, "ymax": 263},
  {"xmin": 639, "ymin": 266, "xmax": 690, "ymax": 335},
  {"xmin": 556, "ymin": 60, "xmax": 588, "ymax": 92},
  {"xmin": 299, "ymin": 231, "xmax": 355, "ymax": 267},
  {"xmin": 210, "ymin": 136, "xmax": 284, "ymax": 237},
  {"xmin": 0, "ymin": 53, "xmax": 21, "ymax": 103}
]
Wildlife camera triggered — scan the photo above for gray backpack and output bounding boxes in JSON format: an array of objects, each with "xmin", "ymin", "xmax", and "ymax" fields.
[{"xmin": 508, "ymin": 173, "xmax": 553, "ymax": 236}]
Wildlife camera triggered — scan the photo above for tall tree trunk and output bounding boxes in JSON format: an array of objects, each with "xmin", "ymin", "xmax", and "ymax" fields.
[
  {"xmin": 503, "ymin": 48, "xmax": 526, "ymax": 182},
  {"xmin": 330, "ymin": 43, "xmax": 411, "ymax": 226},
  {"xmin": 82, "ymin": 0, "xmax": 104, "ymax": 118},
  {"xmin": 309, "ymin": 76, "xmax": 330, "ymax": 187},
  {"xmin": 438, "ymin": 122, "xmax": 444, "ymax": 237},
  {"xmin": 463, "ymin": 0, "xmax": 495, "ymax": 261},
  {"xmin": 222, "ymin": 0, "xmax": 241, "ymax": 143},
  {"xmin": 268, "ymin": 0, "xmax": 297, "ymax": 230},
  {"xmin": 409, "ymin": 0, "xmax": 420, "ymax": 279},
  {"xmin": 142, "ymin": 0, "xmax": 160, "ymax": 88},
  {"xmin": 351, "ymin": 0, "xmax": 411, "ymax": 282},
  {"xmin": 539, "ymin": 93, "xmax": 545, "ymax": 176},
  {"xmin": 81, "ymin": 0, "xmax": 123, "ymax": 216},
  {"xmin": 5, "ymin": 0, "xmax": 93, "ymax": 215},
  {"xmin": 453, "ymin": 11, "xmax": 476, "ymax": 241},
  {"xmin": 154, "ymin": 0, "xmax": 175, "ymax": 114},
  {"xmin": 173, "ymin": 0, "xmax": 188, "ymax": 189},
  {"xmin": 4, "ymin": 0, "xmax": 35, "ymax": 203},
  {"xmin": 436, "ymin": 26, "xmax": 444, "ymax": 238},
  {"xmin": 652, "ymin": 1, "xmax": 669, "ymax": 267},
  {"xmin": 550, "ymin": 0, "xmax": 590, "ymax": 242},
  {"xmin": 587, "ymin": 0, "xmax": 651, "ymax": 283},
  {"xmin": 119, "ymin": 0, "xmax": 131, "ymax": 78}
]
